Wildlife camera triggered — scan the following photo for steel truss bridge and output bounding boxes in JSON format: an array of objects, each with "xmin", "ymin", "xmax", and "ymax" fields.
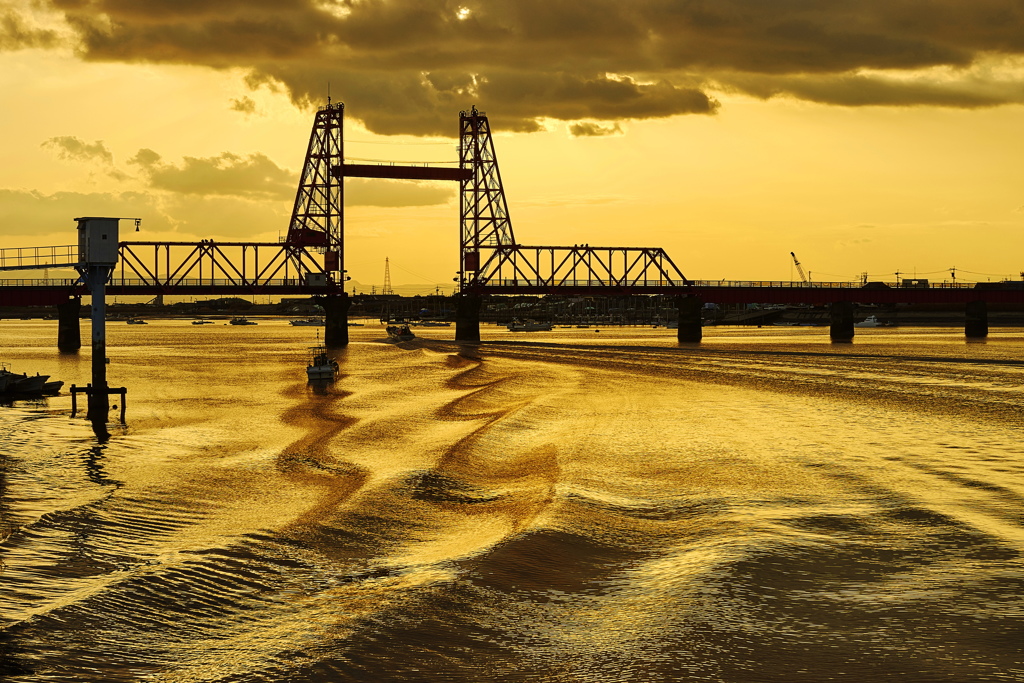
[{"xmin": 1, "ymin": 102, "xmax": 1022, "ymax": 319}]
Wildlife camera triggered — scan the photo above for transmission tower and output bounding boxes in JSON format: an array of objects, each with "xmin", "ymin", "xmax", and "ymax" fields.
[{"xmin": 382, "ymin": 257, "xmax": 394, "ymax": 295}]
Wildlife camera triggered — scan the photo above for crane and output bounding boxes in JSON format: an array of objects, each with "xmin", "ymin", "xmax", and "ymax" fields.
[{"xmin": 790, "ymin": 252, "xmax": 809, "ymax": 283}]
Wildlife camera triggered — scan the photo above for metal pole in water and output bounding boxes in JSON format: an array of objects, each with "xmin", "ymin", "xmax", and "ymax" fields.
[{"xmin": 87, "ymin": 265, "xmax": 111, "ymax": 421}]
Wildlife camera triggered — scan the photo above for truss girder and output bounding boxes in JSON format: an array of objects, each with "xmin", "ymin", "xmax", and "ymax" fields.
[
  {"xmin": 114, "ymin": 241, "xmax": 331, "ymax": 292},
  {"xmin": 470, "ymin": 245, "xmax": 689, "ymax": 291}
]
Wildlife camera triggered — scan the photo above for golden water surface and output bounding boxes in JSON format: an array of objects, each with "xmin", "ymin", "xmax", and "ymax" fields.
[{"xmin": 1, "ymin": 320, "xmax": 1023, "ymax": 682}]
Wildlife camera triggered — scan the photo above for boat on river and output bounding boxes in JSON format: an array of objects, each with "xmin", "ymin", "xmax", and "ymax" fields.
[
  {"xmin": 386, "ymin": 324, "xmax": 415, "ymax": 341},
  {"xmin": 290, "ymin": 318, "xmax": 325, "ymax": 327},
  {"xmin": 126, "ymin": 318, "xmax": 147, "ymax": 325},
  {"xmin": 0, "ymin": 366, "xmax": 61, "ymax": 395},
  {"xmin": 855, "ymin": 315, "xmax": 894, "ymax": 328},
  {"xmin": 191, "ymin": 319, "xmax": 214, "ymax": 325},
  {"xmin": 306, "ymin": 344, "xmax": 339, "ymax": 382},
  {"xmin": 507, "ymin": 320, "xmax": 553, "ymax": 332},
  {"xmin": 229, "ymin": 317, "xmax": 257, "ymax": 326}
]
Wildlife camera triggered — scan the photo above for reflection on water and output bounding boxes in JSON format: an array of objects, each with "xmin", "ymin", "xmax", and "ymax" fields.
[{"xmin": 1, "ymin": 320, "xmax": 1023, "ymax": 681}]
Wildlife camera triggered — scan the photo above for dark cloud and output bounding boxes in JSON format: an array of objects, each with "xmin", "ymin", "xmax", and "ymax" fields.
[
  {"xmin": 0, "ymin": 9, "xmax": 59, "ymax": 50},
  {"xmin": 30, "ymin": 0, "xmax": 1024, "ymax": 134},
  {"xmin": 42, "ymin": 136, "xmax": 114, "ymax": 164},
  {"xmin": 569, "ymin": 122, "xmax": 623, "ymax": 137}
]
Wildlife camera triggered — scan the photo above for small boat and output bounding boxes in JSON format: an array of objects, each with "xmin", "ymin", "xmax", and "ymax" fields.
[
  {"xmin": 290, "ymin": 317, "xmax": 325, "ymax": 327},
  {"xmin": 306, "ymin": 344, "xmax": 339, "ymax": 382},
  {"xmin": 229, "ymin": 317, "xmax": 257, "ymax": 325},
  {"xmin": 41, "ymin": 381, "xmax": 64, "ymax": 395},
  {"xmin": 191, "ymin": 319, "xmax": 214, "ymax": 325},
  {"xmin": 412, "ymin": 320, "xmax": 451, "ymax": 327},
  {"xmin": 126, "ymin": 318, "xmax": 148, "ymax": 325},
  {"xmin": 0, "ymin": 371, "xmax": 50, "ymax": 394},
  {"xmin": 507, "ymin": 320, "xmax": 553, "ymax": 332},
  {"xmin": 855, "ymin": 315, "xmax": 894, "ymax": 328},
  {"xmin": 386, "ymin": 324, "xmax": 415, "ymax": 341}
]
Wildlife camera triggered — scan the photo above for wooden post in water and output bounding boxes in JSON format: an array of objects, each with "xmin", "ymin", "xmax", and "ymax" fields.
[
  {"xmin": 322, "ymin": 293, "xmax": 351, "ymax": 347},
  {"xmin": 455, "ymin": 293, "xmax": 482, "ymax": 342},
  {"xmin": 57, "ymin": 296, "xmax": 81, "ymax": 352},
  {"xmin": 830, "ymin": 301, "xmax": 855, "ymax": 342},
  {"xmin": 965, "ymin": 300, "xmax": 988, "ymax": 338},
  {"xmin": 676, "ymin": 296, "xmax": 703, "ymax": 343}
]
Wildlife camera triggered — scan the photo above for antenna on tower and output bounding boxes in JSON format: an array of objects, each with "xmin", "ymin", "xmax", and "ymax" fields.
[
  {"xmin": 382, "ymin": 257, "xmax": 394, "ymax": 296},
  {"xmin": 327, "ymin": 81, "xmax": 331, "ymax": 106}
]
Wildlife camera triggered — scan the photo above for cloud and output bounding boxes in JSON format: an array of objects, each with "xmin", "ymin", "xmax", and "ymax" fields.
[
  {"xmin": 230, "ymin": 95, "xmax": 257, "ymax": 114},
  {"xmin": 129, "ymin": 149, "xmax": 295, "ymax": 200},
  {"xmin": 0, "ymin": 8, "xmax": 59, "ymax": 50},
  {"xmin": 27, "ymin": 0, "xmax": 1024, "ymax": 134},
  {"xmin": 42, "ymin": 136, "xmax": 115, "ymax": 165},
  {"xmin": 125, "ymin": 148, "xmax": 453, "ymax": 206},
  {"xmin": 568, "ymin": 121, "xmax": 623, "ymax": 137}
]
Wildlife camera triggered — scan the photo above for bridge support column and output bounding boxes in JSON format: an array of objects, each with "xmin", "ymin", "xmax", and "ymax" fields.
[
  {"xmin": 57, "ymin": 296, "xmax": 81, "ymax": 352},
  {"xmin": 455, "ymin": 293, "xmax": 482, "ymax": 342},
  {"xmin": 830, "ymin": 301, "xmax": 855, "ymax": 342},
  {"xmin": 676, "ymin": 296, "xmax": 703, "ymax": 343},
  {"xmin": 322, "ymin": 293, "xmax": 351, "ymax": 347},
  {"xmin": 965, "ymin": 300, "xmax": 988, "ymax": 338}
]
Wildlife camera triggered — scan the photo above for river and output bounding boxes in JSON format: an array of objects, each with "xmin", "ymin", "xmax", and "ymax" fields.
[{"xmin": 1, "ymin": 320, "xmax": 1022, "ymax": 682}]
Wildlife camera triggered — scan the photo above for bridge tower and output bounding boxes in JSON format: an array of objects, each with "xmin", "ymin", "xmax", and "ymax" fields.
[
  {"xmin": 459, "ymin": 105, "xmax": 515, "ymax": 288},
  {"xmin": 287, "ymin": 101, "xmax": 349, "ymax": 345}
]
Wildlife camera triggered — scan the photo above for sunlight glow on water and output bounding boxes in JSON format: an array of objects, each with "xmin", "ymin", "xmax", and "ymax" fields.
[{"xmin": 1, "ymin": 320, "xmax": 1022, "ymax": 681}]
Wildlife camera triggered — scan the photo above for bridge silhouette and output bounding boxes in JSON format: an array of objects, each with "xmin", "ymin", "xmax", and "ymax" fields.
[{"xmin": 2, "ymin": 102, "xmax": 1022, "ymax": 345}]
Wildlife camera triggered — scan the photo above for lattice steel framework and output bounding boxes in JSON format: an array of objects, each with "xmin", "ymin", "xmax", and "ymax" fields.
[
  {"xmin": 287, "ymin": 101, "xmax": 344, "ymax": 279},
  {"xmin": 458, "ymin": 108, "xmax": 689, "ymax": 293},
  {"xmin": 115, "ymin": 241, "xmax": 330, "ymax": 293}
]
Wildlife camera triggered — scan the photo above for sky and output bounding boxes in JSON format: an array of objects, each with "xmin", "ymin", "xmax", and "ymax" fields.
[{"xmin": 2, "ymin": 0, "xmax": 1024, "ymax": 293}]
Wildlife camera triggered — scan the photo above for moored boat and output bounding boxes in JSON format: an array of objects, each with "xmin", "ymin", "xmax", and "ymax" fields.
[
  {"xmin": 0, "ymin": 370, "xmax": 51, "ymax": 394},
  {"xmin": 126, "ymin": 318, "xmax": 148, "ymax": 325},
  {"xmin": 191, "ymin": 319, "xmax": 214, "ymax": 325},
  {"xmin": 229, "ymin": 317, "xmax": 257, "ymax": 325},
  {"xmin": 290, "ymin": 318, "xmax": 325, "ymax": 326},
  {"xmin": 507, "ymin": 320, "xmax": 553, "ymax": 332}
]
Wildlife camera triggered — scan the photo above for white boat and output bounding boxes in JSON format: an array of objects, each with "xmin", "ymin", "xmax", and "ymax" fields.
[
  {"xmin": 306, "ymin": 344, "xmax": 339, "ymax": 381},
  {"xmin": 229, "ymin": 317, "xmax": 257, "ymax": 326},
  {"xmin": 507, "ymin": 320, "xmax": 553, "ymax": 332},
  {"xmin": 290, "ymin": 318, "xmax": 325, "ymax": 326},
  {"xmin": 855, "ymin": 315, "xmax": 893, "ymax": 328},
  {"xmin": 126, "ymin": 318, "xmax": 147, "ymax": 325}
]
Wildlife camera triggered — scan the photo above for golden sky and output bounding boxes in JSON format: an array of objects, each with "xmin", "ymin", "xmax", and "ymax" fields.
[{"xmin": 2, "ymin": 0, "xmax": 1024, "ymax": 292}]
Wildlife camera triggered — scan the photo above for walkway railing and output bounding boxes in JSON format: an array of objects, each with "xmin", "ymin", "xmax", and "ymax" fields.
[{"xmin": 0, "ymin": 245, "xmax": 78, "ymax": 271}]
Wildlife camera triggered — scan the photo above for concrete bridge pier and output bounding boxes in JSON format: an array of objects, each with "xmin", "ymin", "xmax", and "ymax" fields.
[
  {"xmin": 965, "ymin": 300, "xmax": 988, "ymax": 338},
  {"xmin": 322, "ymin": 293, "xmax": 351, "ymax": 347},
  {"xmin": 455, "ymin": 293, "xmax": 482, "ymax": 342},
  {"xmin": 830, "ymin": 301, "xmax": 855, "ymax": 343},
  {"xmin": 676, "ymin": 296, "xmax": 703, "ymax": 343},
  {"xmin": 57, "ymin": 296, "xmax": 82, "ymax": 352}
]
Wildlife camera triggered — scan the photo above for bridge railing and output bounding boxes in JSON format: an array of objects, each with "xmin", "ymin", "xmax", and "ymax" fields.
[
  {"xmin": 0, "ymin": 245, "xmax": 78, "ymax": 271},
  {"xmin": 0, "ymin": 277, "xmax": 327, "ymax": 290}
]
